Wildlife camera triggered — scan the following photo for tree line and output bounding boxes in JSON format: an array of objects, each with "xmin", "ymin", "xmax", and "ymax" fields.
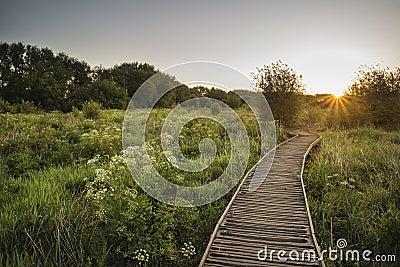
[
  {"xmin": 252, "ymin": 61, "xmax": 400, "ymax": 129},
  {"xmin": 346, "ymin": 64, "xmax": 400, "ymax": 127},
  {"xmin": 1, "ymin": 42, "xmax": 399, "ymax": 129},
  {"xmin": 0, "ymin": 42, "xmax": 243, "ymax": 112}
]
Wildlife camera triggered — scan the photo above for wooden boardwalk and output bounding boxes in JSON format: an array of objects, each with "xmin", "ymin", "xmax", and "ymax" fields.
[{"xmin": 199, "ymin": 131, "xmax": 325, "ymax": 267}]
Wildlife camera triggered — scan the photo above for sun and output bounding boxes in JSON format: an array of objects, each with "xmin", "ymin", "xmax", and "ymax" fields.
[{"xmin": 333, "ymin": 92, "xmax": 344, "ymax": 98}]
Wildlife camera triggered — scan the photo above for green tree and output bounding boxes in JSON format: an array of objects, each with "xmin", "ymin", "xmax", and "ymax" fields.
[
  {"xmin": 27, "ymin": 47, "xmax": 69, "ymax": 110},
  {"xmin": 194, "ymin": 86, "xmax": 209, "ymax": 96},
  {"xmin": 104, "ymin": 62, "xmax": 157, "ymax": 97},
  {"xmin": 175, "ymin": 85, "xmax": 193, "ymax": 104},
  {"xmin": 70, "ymin": 79, "xmax": 129, "ymax": 109},
  {"xmin": 207, "ymin": 88, "xmax": 226, "ymax": 101},
  {"xmin": 251, "ymin": 60, "xmax": 305, "ymax": 125},
  {"xmin": 5, "ymin": 42, "xmax": 27, "ymax": 103},
  {"xmin": 0, "ymin": 42, "xmax": 93, "ymax": 111},
  {"xmin": 224, "ymin": 91, "xmax": 242, "ymax": 108},
  {"xmin": 347, "ymin": 64, "xmax": 400, "ymax": 128},
  {"xmin": 0, "ymin": 43, "xmax": 12, "ymax": 97}
]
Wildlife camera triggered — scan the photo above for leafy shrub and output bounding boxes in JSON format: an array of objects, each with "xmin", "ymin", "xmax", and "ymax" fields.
[
  {"xmin": 0, "ymin": 98, "xmax": 10, "ymax": 113},
  {"xmin": 71, "ymin": 106, "xmax": 81, "ymax": 118},
  {"xmin": 10, "ymin": 100, "xmax": 37, "ymax": 114},
  {"xmin": 85, "ymin": 150, "xmax": 202, "ymax": 266},
  {"xmin": 82, "ymin": 101, "xmax": 101, "ymax": 119}
]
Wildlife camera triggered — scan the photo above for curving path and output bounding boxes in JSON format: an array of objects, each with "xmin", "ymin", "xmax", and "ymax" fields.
[{"xmin": 199, "ymin": 131, "xmax": 325, "ymax": 267}]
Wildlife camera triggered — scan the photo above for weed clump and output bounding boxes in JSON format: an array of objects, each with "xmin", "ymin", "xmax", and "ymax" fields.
[{"xmin": 82, "ymin": 101, "xmax": 101, "ymax": 119}]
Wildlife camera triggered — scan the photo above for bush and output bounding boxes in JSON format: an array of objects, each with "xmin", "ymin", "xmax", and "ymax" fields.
[
  {"xmin": 0, "ymin": 98, "xmax": 10, "ymax": 113},
  {"xmin": 82, "ymin": 101, "xmax": 101, "ymax": 119},
  {"xmin": 71, "ymin": 106, "xmax": 81, "ymax": 118},
  {"xmin": 0, "ymin": 109, "xmax": 285, "ymax": 266},
  {"xmin": 347, "ymin": 65, "xmax": 400, "ymax": 129},
  {"xmin": 9, "ymin": 100, "xmax": 37, "ymax": 114}
]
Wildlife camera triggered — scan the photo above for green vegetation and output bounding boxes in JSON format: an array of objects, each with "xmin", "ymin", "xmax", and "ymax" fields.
[
  {"xmin": 82, "ymin": 100, "xmax": 102, "ymax": 120},
  {"xmin": 1, "ymin": 42, "xmax": 399, "ymax": 266},
  {"xmin": 0, "ymin": 42, "xmax": 244, "ymax": 112},
  {"xmin": 305, "ymin": 128, "xmax": 400, "ymax": 266},
  {"xmin": 1, "ymin": 42, "xmax": 398, "ymax": 129},
  {"xmin": 252, "ymin": 61, "xmax": 400, "ymax": 129},
  {"xmin": 252, "ymin": 60, "xmax": 306, "ymax": 125},
  {"xmin": 347, "ymin": 65, "xmax": 400, "ymax": 128},
  {"xmin": 252, "ymin": 61, "xmax": 400, "ymax": 265},
  {"xmin": 0, "ymin": 108, "xmax": 281, "ymax": 266}
]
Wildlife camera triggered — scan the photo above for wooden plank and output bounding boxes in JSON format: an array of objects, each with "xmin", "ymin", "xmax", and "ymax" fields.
[{"xmin": 199, "ymin": 131, "xmax": 325, "ymax": 267}]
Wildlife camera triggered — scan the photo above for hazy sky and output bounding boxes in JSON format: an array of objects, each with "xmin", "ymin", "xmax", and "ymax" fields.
[{"xmin": 1, "ymin": 0, "xmax": 400, "ymax": 95}]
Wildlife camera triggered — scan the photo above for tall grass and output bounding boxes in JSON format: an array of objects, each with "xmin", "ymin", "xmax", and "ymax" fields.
[
  {"xmin": 305, "ymin": 128, "xmax": 400, "ymax": 266},
  {"xmin": 0, "ymin": 108, "xmax": 283, "ymax": 266}
]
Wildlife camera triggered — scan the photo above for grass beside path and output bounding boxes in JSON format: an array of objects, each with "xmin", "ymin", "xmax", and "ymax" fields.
[{"xmin": 304, "ymin": 128, "xmax": 400, "ymax": 266}]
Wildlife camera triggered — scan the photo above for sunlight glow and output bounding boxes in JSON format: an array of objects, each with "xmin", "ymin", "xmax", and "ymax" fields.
[
  {"xmin": 322, "ymin": 95, "xmax": 354, "ymax": 121},
  {"xmin": 333, "ymin": 93, "xmax": 344, "ymax": 98}
]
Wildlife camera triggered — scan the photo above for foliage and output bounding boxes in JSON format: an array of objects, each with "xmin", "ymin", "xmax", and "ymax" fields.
[
  {"xmin": 72, "ymin": 106, "xmax": 81, "ymax": 118},
  {"xmin": 0, "ymin": 42, "xmax": 146, "ymax": 112},
  {"xmin": 0, "ymin": 108, "xmax": 281, "ymax": 266},
  {"xmin": 71, "ymin": 80, "xmax": 129, "ymax": 109},
  {"xmin": 347, "ymin": 65, "xmax": 400, "ymax": 97},
  {"xmin": 0, "ymin": 42, "xmax": 92, "ymax": 111},
  {"xmin": 0, "ymin": 42, "xmax": 245, "ymax": 113},
  {"xmin": 0, "ymin": 97, "xmax": 10, "ymax": 113},
  {"xmin": 96, "ymin": 62, "xmax": 157, "ymax": 98},
  {"xmin": 347, "ymin": 64, "xmax": 400, "ymax": 128},
  {"xmin": 0, "ymin": 165, "xmax": 107, "ymax": 266},
  {"xmin": 82, "ymin": 101, "xmax": 101, "ymax": 120},
  {"xmin": 305, "ymin": 128, "xmax": 400, "ymax": 266},
  {"xmin": 0, "ymin": 111, "xmax": 122, "ymax": 177},
  {"xmin": 10, "ymin": 99, "xmax": 38, "ymax": 114},
  {"xmin": 224, "ymin": 91, "xmax": 243, "ymax": 108},
  {"xmin": 252, "ymin": 60, "xmax": 305, "ymax": 95},
  {"xmin": 252, "ymin": 60, "xmax": 305, "ymax": 125}
]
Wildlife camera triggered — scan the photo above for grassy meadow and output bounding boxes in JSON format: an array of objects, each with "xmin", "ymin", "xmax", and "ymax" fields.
[
  {"xmin": 305, "ymin": 128, "xmax": 400, "ymax": 266},
  {"xmin": 0, "ymin": 107, "xmax": 286, "ymax": 266},
  {"xmin": 1, "ymin": 104, "xmax": 399, "ymax": 267}
]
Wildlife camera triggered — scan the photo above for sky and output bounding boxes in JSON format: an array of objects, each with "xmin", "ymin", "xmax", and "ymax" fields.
[{"xmin": 1, "ymin": 0, "xmax": 400, "ymax": 95}]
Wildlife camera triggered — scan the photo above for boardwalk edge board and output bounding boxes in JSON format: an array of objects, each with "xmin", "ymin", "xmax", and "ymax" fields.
[
  {"xmin": 199, "ymin": 133, "xmax": 300, "ymax": 266},
  {"xmin": 199, "ymin": 130, "xmax": 326, "ymax": 267},
  {"xmin": 298, "ymin": 135, "xmax": 326, "ymax": 267}
]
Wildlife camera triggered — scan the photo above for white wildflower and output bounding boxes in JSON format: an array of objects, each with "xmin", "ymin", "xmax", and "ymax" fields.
[
  {"xmin": 181, "ymin": 242, "xmax": 196, "ymax": 259},
  {"xmin": 95, "ymin": 168, "xmax": 111, "ymax": 179},
  {"xmin": 87, "ymin": 154, "xmax": 100, "ymax": 164},
  {"xmin": 134, "ymin": 249, "xmax": 149, "ymax": 264}
]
